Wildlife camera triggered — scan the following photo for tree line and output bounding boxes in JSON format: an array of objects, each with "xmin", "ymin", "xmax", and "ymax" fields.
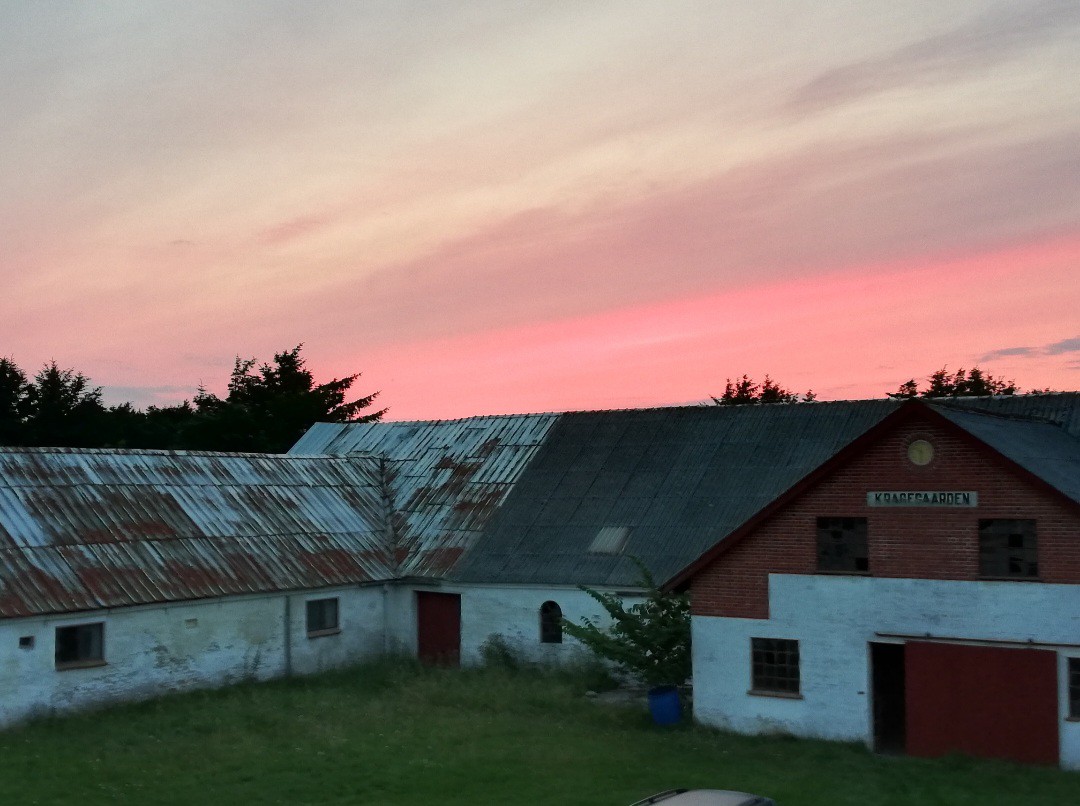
[
  {"xmin": 0, "ymin": 346, "xmax": 383, "ymax": 453},
  {"xmin": 710, "ymin": 365, "xmax": 1032, "ymax": 406},
  {"xmin": 0, "ymin": 352, "xmax": 1050, "ymax": 452}
]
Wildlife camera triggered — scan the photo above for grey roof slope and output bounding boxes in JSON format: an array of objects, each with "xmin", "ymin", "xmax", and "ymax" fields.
[
  {"xmin": 0, "ymin": 448, "xmax": 392, "ymax": 618},
  {"xmin": 289, "ymin": 415, "xmax": 559, "ymax": 578},
  {"xmin": 932, "ymin": 405, "xmax": 1080, "ymax": 504},
  {"xmin": 451, "ymin": 400, "xmax": 901, "ymax": 587},
  {"xmin": 942, "ymin": 392, "xmax": 1080, "ymax": 438}
]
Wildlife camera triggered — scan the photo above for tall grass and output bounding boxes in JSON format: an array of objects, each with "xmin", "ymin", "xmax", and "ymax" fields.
[{"xmin": 0, "ymin": 659, "xmax": 1075, "ymax": 805}]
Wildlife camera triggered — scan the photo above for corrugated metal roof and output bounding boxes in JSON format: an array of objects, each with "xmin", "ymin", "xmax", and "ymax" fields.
[
  {"xmin": 932, "ymin": 405, "xmax": 1080, "ymax": 504},
  {"xmin": 452, "ymin": 400, "xmax": 903, "ymax": 587},
  {"xmin": 289, "ymin": 415, "xmax": 559, "ymax": 578},
  {"xmin": 11, "ymin": 395, "xmax": 1073, "ymax": 618},
  {"xmin": 0, "ymin": 448, "xmax": 392, "ymax": 618}
]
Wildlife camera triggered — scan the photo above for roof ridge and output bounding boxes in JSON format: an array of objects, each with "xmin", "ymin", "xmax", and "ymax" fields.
[
  {"xmin": 929, "ymin": 400, "xmax": 1071, "ymax": 428},
  {"xmin": 360, "ymin": 397, "xmax": 900, "ymax": 426},
  {"xmin": 0, "ymin": 529, "xmax": 386, "ymax": 553},
  {"xmin": 0, "ymin": 446, "xmax": 384, "ymax": 461}
]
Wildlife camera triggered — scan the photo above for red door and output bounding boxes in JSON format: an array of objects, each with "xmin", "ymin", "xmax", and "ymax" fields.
[
  {"xmin": 416, "ymin": 592, "xmax": 461, "ymax": 666},
  {"xmin": 905, "ymin": 642, "xmax": 1058, "ymax": 765}
]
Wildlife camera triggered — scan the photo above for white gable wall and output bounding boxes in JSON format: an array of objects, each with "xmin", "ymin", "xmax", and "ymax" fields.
[{"xmin": 692, "ymin": 574, "xmax": 1080, "ymax": 769}]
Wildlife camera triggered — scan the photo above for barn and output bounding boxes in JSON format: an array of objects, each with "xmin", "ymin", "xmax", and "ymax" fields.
[
  {"xmin": 0, "ymin": 449, "xmax": 399, "ymax": 726},
  {"xmin": 287, "ymin": 401, "xmax": 902, "ymax": 666},
  {"xmin": 2, "ymin": 392, "xmax": 1077, "ymax": 768},
  {"xmin": 667, "ymin": 397, "xmax": 1080, "ymax": 769}
]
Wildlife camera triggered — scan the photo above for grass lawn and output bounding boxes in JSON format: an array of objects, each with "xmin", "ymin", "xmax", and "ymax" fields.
[{"xmin": 0, "ymin": 660, "xmax": 1076, "ymax": 805}]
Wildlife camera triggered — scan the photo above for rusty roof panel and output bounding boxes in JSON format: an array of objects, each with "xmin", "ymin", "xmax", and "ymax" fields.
[
  {"xmin": 0, "ymin": 448, "xmax": 392, "ymax": 618},
  {"xmin": 290, "ymin": 415, "xmax": 559, "ymax": 578}
]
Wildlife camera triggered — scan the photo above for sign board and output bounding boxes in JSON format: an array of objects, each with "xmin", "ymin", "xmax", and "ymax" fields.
[{"xmin": 867, "ymin": 491, "xmax": 978, "ymax": 507}]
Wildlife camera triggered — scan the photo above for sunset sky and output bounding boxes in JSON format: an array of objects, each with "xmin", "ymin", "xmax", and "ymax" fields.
[{"xmin": 2, "ymin": 1, "xmax": 1079, "ymax": 420}]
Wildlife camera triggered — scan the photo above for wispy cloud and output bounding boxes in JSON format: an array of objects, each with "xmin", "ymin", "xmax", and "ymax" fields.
[
  {"xmin": 978, "ymin": 346, "xmax": 1037, "ymax": 361},
  {"xmin": 288, "ymin": 129, "xmax": 1080, "ymax": 347},
  {"xmin": 1046, "ymin": 336, "xmax": 1080, "ymax": 355},
  {"xmin": 787, "ymin": 1, "xmax": 1080, "ymax": 115},
  {"xmin": 980, "ymin": 335, "xmax": 1080, "ymax": 362},
  {"xmin": 257, "ymin": 214, "xmax": 333, "ymax": 247}
]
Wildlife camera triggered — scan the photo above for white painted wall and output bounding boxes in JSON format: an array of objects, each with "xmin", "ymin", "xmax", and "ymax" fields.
[
  {"xmin": 0, "ymin": 580, "xmax": 646, "ymax": 729},
  {"xmin": 0, "ymin": 585, "xmax": 386, "ymax": 728},
  {"xmin": 693, "ymin": 574, "xmax": 1080, "ymax": 768},
  {"xmin": 448, "ymin": 583, "xmax": 644, "ymax": 666},
  {"xmin": 383, "ymin": 583, "xmax": 419, "ymax": 656},
  {"xmin": 290, "ymin": 586, "xmax": 386, "ymax": 675}
]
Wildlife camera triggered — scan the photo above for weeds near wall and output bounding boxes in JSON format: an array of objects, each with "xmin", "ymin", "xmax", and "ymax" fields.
[{"xmin": 479, "ymin": 633, "xmax": 521, "ymax": 671}]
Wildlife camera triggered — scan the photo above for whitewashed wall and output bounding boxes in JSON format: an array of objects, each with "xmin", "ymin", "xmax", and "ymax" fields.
[
  {"xmin": 692, "ymin": 574, "xmax": 1080, "ymax": 768},
  {"xmin": 450, "ymin": 583, "xmax": 644, "ymax": 666},
  {"xmin": 383, "ymin": 583, "xmax": 419, "ymax": 656},
  {"xmin": 0, "ymin": 580, "xmax": 647, "ymax": 729},
  {"xmin": 0, "ymin": 585, "xmax": 386, "ymax": 728}
]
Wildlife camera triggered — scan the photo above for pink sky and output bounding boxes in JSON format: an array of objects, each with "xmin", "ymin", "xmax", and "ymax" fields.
[{"xmin": 2, "ymin": 2, "xmax": 1079, "ymax": 421}]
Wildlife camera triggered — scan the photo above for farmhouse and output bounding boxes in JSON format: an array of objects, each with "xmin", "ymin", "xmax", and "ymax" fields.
[
  {"xmin": 290, "ymin": 400, "xmax": 903, "ymax": 665},
  {"xmin": 288, "ymin": 412, "xmax": 622, "ymax": 666},
  {"xmin": 668, "ymin": 398, "xmax": 1080, "ymax": 769},
  {"xmin": 1, "ymin": 393, "xmax": 1078, "ymax": 770},
  {"xmin": 0, "ymin": 450, "xmax": 403, "ymax": 726}
]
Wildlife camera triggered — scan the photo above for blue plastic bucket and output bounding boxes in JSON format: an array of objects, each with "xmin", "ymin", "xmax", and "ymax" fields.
[{"xmin": 647, "ymin": 685, "xmax": 681, "ymax": 726}]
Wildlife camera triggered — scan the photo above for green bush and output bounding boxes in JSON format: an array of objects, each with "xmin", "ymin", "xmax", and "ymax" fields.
[{"xmin": 562, "ymin": 558, "xmax": 690, "ymax": 688}]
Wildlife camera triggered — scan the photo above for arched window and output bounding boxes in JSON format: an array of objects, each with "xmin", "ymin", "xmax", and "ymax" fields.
[{"xmin": 539, "ymin": 601, "xmax": 562, "ymax": 644}]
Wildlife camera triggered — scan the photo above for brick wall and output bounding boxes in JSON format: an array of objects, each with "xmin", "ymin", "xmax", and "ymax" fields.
[{"xmin": 691, "ymin": 415, "xmax": 1080, "ymax": 618}]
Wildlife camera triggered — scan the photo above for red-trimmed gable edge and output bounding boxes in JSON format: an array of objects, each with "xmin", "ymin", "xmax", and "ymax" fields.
[{"xmin": 663, "ymin": 398, "xmax": 1080, "ymax": 591}]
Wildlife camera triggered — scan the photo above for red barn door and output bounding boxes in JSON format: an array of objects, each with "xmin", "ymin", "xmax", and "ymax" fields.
[
  {"xmin": 905, "ymin": 642, "xmax": 1058, "ymax": 765},
  {"xmin": 416, "ymin": 592, "xmax": 461, "ymax": 666}
]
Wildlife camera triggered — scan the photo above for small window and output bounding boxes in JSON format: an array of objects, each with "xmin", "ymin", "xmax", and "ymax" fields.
[
  {"xmin": 55, "ymin": 623, "xmax": 104, "ymax": 669},
  {"xmin": 540, "ymin": 601, "xmax": 563, "ymax": 644},
  {"xmin": 817, "ymin": 517, "xmax": 868, "ymax": 573},
  {"xmin": 306, "ymin": 598, "xmax": 340, "ymax": 637},
  {"xmin": 751, "ymin": 637, "xmax": 800, "ymax": 695},
  {"xmin": 18, "ymin": 635, "xmax": 34, "ymax": 650},
  {"xmin": 1069, "ymin": 658, "xmax": 1080, "ymax": 720},
  {"xmin": 979, "ymin": 519, "xmax": 1037, "ymax": 578}
]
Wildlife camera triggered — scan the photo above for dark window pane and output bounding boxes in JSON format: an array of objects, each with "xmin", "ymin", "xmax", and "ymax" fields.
[
  {"xmin": 306, "ymin": 598, "xmax": 339, "ymax": 634},
  {"xmin": 751, "ymin": 637, "xmax": 800, "ymax": 694},
  {"xmin": 1070, "ymin": 658, "xmax": 1080, "ymax": 719},
  {"xmin": 979, "ymin": 520, "xmax": 1037, "ymax": 579},
  {"xmin": 55, "ymin": 623, "xmax": 104, "ymax": 666},
  {"xmin": 817, "ymin": 517, "xmax": 868, "ymax": 573},
  {"xmin": 540, "ymin": 600, "xmax": 563, "ymax": 643}
]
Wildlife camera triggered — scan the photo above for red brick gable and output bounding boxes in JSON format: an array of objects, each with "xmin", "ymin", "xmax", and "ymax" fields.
[{"xmin": 689, "ymin": 411, "xmax": 1080, "ymax": 619}]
